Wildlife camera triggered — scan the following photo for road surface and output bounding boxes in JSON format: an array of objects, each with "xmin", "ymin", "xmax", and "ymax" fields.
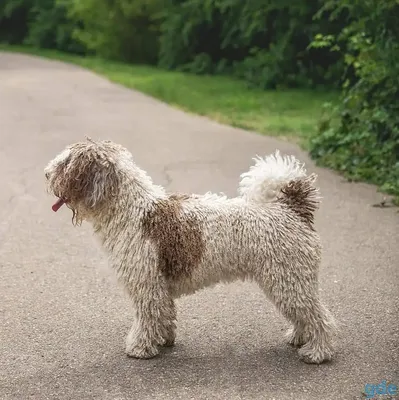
[{"xmin": 1, "ymin": 52, "xmax": 398, "ymax": 400}]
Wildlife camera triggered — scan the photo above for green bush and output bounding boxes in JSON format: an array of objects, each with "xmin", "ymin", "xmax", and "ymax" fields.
[
  {"xmin": 0, "ymin": 0, "xmax": 84, "ymax": 53},
  {"xmin": 158, "ymin": 0, "xmax": 345, "ymax": 88},
  {"xmin": 1, "ymin": 0, "xmax": 347, "ymax": 87},
  {"xmin": 66, "ymin": 0, "xmax": 163, "ymax": 63},
  {"xmin": 0, "ymin": 0, "xmax": 33, "ymax": 44},
  {"xmin": 309, "ymin": 0, "xmax": 399, "ymax": 200},
  {"xmin": 26, "ymin": 0, "xmax": 85, "ymax": 53},
  {"xmin": 0, "ymin": 0, "xmax": 163, "ymax": 62}
]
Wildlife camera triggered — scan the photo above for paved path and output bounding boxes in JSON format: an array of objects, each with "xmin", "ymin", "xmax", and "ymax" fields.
[{"xmin": 0, "ymin": 52, "xmax": 398, "ymax": 400}]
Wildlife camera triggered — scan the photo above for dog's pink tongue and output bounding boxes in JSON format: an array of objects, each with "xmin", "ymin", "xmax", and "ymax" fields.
[{"xmin": 52, "ymin": 198, "xmax": 65, "ymax": 212}]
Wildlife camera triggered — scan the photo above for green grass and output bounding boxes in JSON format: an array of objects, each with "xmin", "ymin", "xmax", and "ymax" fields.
[{"xmin": 0, "ymin": 45, "xmax": 338, "ymax": 145}]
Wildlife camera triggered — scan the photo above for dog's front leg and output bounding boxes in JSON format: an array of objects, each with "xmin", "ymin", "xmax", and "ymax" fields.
[{"xmin": 125, "ymin": 280, "xmax": 176, "ymax": 359}]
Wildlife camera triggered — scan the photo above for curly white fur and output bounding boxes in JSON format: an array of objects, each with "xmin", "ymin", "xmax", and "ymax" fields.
[
  {"xmin": 45, "ymin": 140, "xmax": 336, "ymax": 364},
  {"xmin": 239, "ymin": 151, "xmax": 307, "ymax": 202}
]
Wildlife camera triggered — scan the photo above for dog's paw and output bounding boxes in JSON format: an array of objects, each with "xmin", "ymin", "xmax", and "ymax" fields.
[
  {"xmin": 125, "ymin": 343, "xmax": 159, "ymax": 359},
  {"xmin": 162, "ymin": 337, "xmax": 175, "ymax": 347},
  {"xmin": 285, "ymin": 327, "xmax": 307, "ymax": 347},
  {"xmin": 161, "ymin": 329, "xmax": 176, "ymax": 347},
  {"xmin": 298, "ymin": 343, "xmax": 333, "ymax": 364}
]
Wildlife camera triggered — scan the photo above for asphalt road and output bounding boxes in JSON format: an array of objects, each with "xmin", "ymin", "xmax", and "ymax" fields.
[{"xmin": 1, "ymin": 52, "xmax": 398, "ymax": 400}]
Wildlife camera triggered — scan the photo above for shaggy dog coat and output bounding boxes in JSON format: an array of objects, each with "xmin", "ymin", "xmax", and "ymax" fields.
[{"xmin": 45, "ymin": 139, "xmax": 336, "ymax": 364}]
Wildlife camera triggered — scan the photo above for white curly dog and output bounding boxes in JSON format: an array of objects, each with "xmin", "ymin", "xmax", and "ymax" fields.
[{"xmin": 45, "ymin": 139, "xmax": 336, "ymax": 364}]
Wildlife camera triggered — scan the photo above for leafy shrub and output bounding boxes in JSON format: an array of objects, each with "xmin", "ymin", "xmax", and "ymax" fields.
[
  {"xmin": 309, "ymin": 0, "xmax": 399, "ymax": 200},
  {"xmin": 67, "ymin": 0, "xmax": 163, "ymax": 63},
  {"xmin": 26, "ymin": 0, "xmax": 85, "ymax": 53},
  {"xmin": 159, "ymin": 0, "xmax": 345, "ymax": 88},
  {"xmin": 1, "ymin": 0, "xmax": 347, "ymax": 87},
  {"xmin": 0, "ymin": 0, "xmax": 84, "ymax": 53},
  {"xmin": 0, "ymin": 0, "xmax": 163, "ymax": 62},
  {"xmin": 0, "ymin": 0, "xmax": 33, "ymax": 44}
]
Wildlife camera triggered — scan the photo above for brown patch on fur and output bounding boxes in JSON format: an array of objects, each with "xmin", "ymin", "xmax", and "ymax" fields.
[
  {"xmin": 279, "ymin": 174, "xmax": 320, "ymax": 225},
  {"xmin": 142, "ymin": 194, "xmax": 205, "ymax": 279}
]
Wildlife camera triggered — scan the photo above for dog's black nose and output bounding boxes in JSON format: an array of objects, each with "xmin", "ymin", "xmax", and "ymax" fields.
[{"xmin": 45, "ymin": 172, "xmax": 50, "ymax": 179}]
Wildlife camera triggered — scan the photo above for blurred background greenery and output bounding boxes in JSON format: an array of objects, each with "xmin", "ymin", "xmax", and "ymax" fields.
[{"xmin": 1, "ymin": 0, "xmax": 398, "ymax": 200}]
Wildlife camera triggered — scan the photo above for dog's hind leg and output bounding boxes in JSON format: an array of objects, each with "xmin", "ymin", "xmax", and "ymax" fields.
[
  {"xmin": 296, "ymin": 299, "xmax": 336, "ymax": 364},
  {"xmin": 285, "ymin": 321, "xmax": 308, "ymax": 347},
  {"xmin": 161, "ymin": 306, "xmax": 176, "ymax": 347},
  {"xmin": 279, "ymin": 294, "xmax": 336, "ymax": 364},
  {"xmin": 256, "ymin": 272, "xmax": 336, "ymax": 364},
  {"xmin": 125, "ymin": 279, "xmax": 176, "ymax": 359}
]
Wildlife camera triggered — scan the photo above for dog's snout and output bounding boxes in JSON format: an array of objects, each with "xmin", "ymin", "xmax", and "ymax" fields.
[{"xmin": 45, "ymin": 172, "xmax": 50, "ymax": 180}]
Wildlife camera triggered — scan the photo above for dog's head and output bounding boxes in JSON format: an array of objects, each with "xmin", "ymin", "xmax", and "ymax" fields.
[{"xmin": 45, "ymin": 139, "xmax": 125, "ymax": 224}]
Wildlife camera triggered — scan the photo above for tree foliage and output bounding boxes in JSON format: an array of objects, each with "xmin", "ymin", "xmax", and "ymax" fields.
[
  {"xmin": 158, "ymin": 0, "xmax": 345, "ymax": 88},
  {"xmin": 0, "ymin": 0, "xmax": 33, "ymax": 44},
  {"xmin": 308, "ymin": 0, "xmax": 399, "ymax": 198},
  {"xmin": 66, "ymin": 0, "xmax": 163, "ymax": 63},
  {"xmin": 0, "ymin": 0, "xmax": 346, "ymax": 86},
  {"xmin": 0, "ymin": 0, "xmax": 83, "ymax": 52}
]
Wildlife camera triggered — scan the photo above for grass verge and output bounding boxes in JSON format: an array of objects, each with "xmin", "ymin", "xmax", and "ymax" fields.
[{"xmin": 0, "ymin": 45, "xmax": 338, "ymax": 145}]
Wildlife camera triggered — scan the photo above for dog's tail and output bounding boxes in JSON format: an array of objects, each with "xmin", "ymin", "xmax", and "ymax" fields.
[{"xmin": 238, "ymin": 151, "xmax": 320, "ymax": 224}]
